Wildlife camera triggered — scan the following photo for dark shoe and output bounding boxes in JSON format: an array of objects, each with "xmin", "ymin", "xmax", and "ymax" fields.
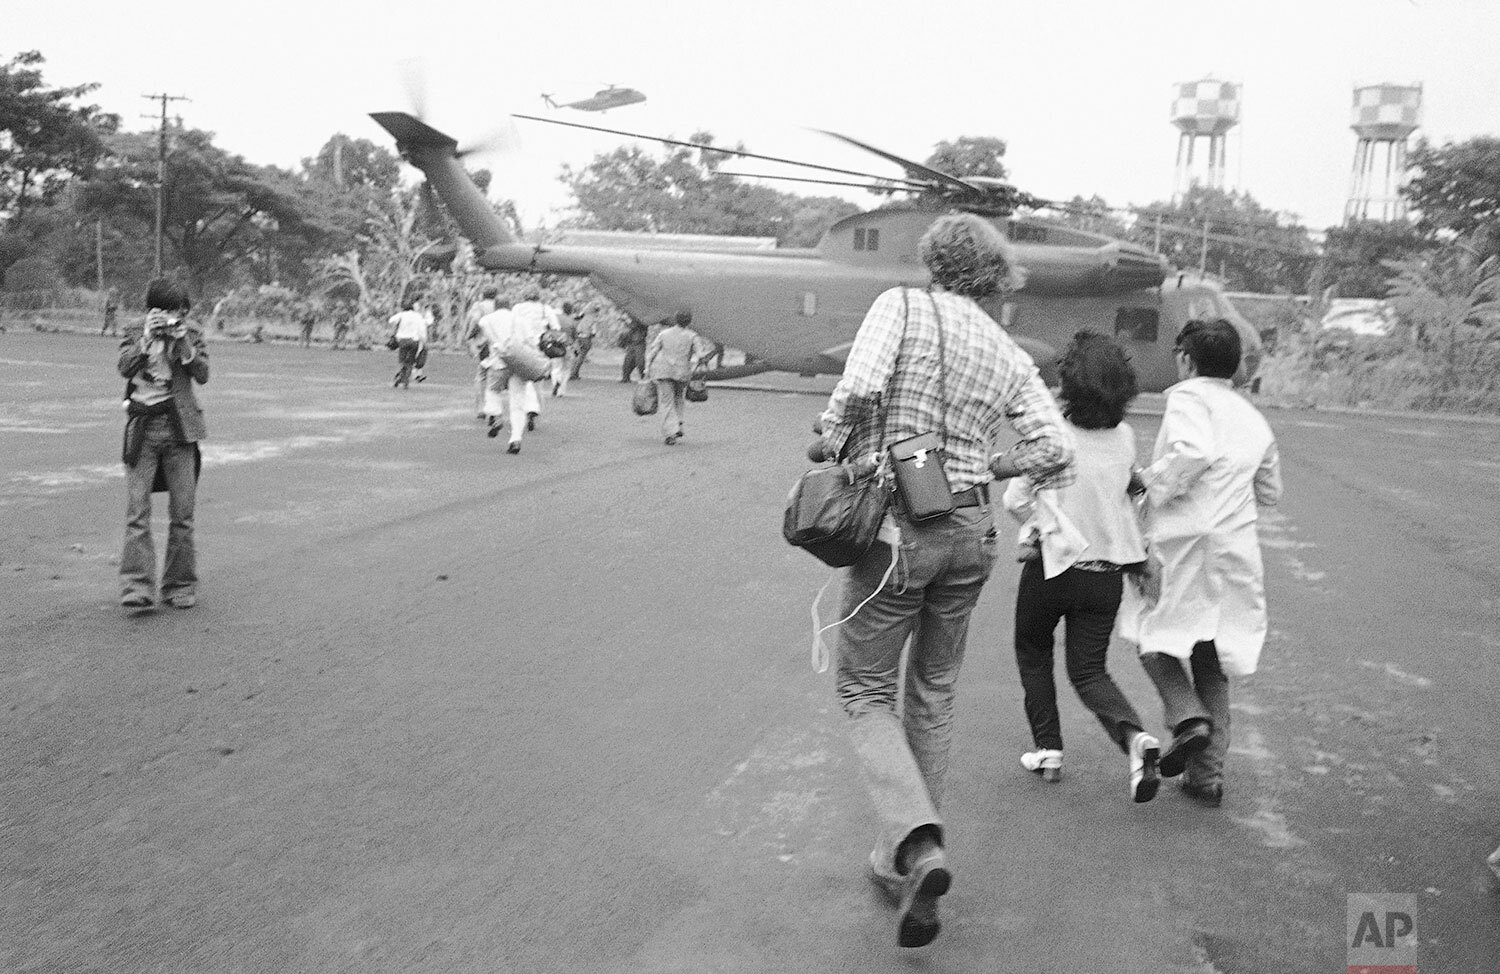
[
  {"xmin": 486, "ymin": 421, "xmax": 500, "ymax": 438},
  {"xmin": 164, "ymin": 592, "xmax": 196, "ymax": 609},
  {"xmin": 526, "ymin": 412, "xmax": 538, "ymax": 432},
  {"xmin": 120, "ymin": 594, "xmax": 154, "ymax": 609},
  {"xmin": 664, "ymin": 434, "xmax": 679, "ymax": 446},
  {"xmin": 1128, "ymin": 731, "xmax": 1161, "ymax": 803},
  {"xmin": 1158, "ymin": 719, "xmax": 1212, "ymax": 778},
  {"xmin": 896, "ymin": 848, "xmax": 951, "ymax": 948},
  {"xmin": 506, "ymin": 442, "xmax": 521, "ymax": 454},
  {"xmin": 414, "ymin": 374, "xmax": 426, "ymax": 383},
  {"xmin": 1181, "ymin": 780, "xmax": 1223, "ymax": 808}
]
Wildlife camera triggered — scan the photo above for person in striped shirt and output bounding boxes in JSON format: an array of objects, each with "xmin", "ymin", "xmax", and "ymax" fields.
[{"xmin": 812, "ymin": 212, "xmax": 1073, "ymax": 948}]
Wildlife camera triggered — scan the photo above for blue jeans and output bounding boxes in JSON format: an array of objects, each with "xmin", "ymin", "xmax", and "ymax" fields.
[
  {"xmin": 120, "ymin": 415, "xmax": 198, "ymax": 602},
  {"xmin": 835, "ymin": 506, "xmax": 998, "ymax": 877}
]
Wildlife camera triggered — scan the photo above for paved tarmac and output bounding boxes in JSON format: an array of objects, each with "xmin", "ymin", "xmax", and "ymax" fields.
[{"xmin": 3, "ymin": 330, "xmax": 1498, "ymax": 973}]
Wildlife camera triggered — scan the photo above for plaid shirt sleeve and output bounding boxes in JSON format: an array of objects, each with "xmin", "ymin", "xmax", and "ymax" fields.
[
  {"xmin": 999, "ymin": 366, "xmax": 1075, "ymax": 490},
  {"xmin": 817, "ymin": 288, "xmax": 905, "ymax": 463}
]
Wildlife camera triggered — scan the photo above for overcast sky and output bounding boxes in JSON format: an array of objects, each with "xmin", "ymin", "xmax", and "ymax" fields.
[{"xmin": 12, "ymin": 0, "xmax": 1499, "ymax": 231}]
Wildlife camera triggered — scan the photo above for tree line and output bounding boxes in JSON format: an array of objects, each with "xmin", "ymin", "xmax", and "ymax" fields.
[{"xmin": 1, "ymin": 50, "xmax": 1497, "ymax": 366}]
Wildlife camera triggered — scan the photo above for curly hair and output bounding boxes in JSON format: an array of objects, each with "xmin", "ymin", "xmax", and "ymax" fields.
[
  {"xmin": 1058, "ymin": 330, "xmax": 1138, "ymax": 430},
  {"xmin": 918, "ymin": 213, "xmax": 1027, "ymax": 298}
]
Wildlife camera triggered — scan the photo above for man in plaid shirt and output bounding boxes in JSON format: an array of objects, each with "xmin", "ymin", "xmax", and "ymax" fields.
[{"xmin": 814, "ymin": 213, "xmax": 1073, "ymax": 949}]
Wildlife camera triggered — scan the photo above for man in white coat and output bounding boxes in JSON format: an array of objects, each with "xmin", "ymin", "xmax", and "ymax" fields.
[{"xmin": 1126, "ymin": 318, "xmax": 1281, "ymax": 808}]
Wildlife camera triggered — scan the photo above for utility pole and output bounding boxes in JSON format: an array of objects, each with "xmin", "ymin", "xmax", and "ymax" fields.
[
  {"xmin": 95, "ymin": 219, "xmax": 104, "ymax": 290},
  {"xmin": 141, "ymin": 92, "xmax": 189, "ymax": 279}
]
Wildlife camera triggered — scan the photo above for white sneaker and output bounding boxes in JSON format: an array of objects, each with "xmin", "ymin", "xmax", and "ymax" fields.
[
  {"xmin": 1487, "ymin": 844, "xmax": 1500, "ymax": 882},
  {"xmin": 1020, "ymin": 749, "xmax": 1062, "ymax": 782},
  {"xmin": 1128, "ymin": 731, "xmax": 1161, "ymax": 803}
]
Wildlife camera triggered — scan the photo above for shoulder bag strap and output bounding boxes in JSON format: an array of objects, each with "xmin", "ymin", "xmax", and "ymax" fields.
[
  {"xmin": 927, "ymin": 290, "xmax": 951, "ymax": 452},
  {"xmin": 874, "ymin": 288, "xmax": 912, "ymax": 456}
]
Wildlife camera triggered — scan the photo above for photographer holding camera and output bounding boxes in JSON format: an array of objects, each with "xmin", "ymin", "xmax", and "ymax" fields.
[{"xmin": 118, "ymin": 279, "xmax": 209, "ymax": 610}]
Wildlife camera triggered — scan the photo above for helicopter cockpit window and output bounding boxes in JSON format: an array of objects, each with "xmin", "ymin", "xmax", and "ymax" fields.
[
  {"xmin": 1114, "ymin": 307, "xmax": 1159, "ymax": 343},
  {"xmin": 853, "ymin": 228, "xmax": 880, "ymax": 252}
]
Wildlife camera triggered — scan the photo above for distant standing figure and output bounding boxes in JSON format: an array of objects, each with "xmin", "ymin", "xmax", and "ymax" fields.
[
  {"xmin": 646, "ymin": 311, "xmax": 705, "ymax": 446},
  {"xmin": 1120, "ymin": 318, "xmax": 1282, "ymax": 809},
  {"xmin": 118, "ymin": 279, "xmax": 209, "ymax": 610},
  {"xmin": 332, "ymin": 302, "xmax": 353, "ymax": 349},
  {"xmin": 100, "ymin": 290, "xmax": 119, "ymax": 337},
  {"xmin": 569, "ymin": 304, "xmax": 596, "ymax": 379},
  {"xmin": 1001, "ymin": 331, "xmax": 1160, "ymax": 802},
  {"xmin": 620, "ymin": 317, "xmax": 649, "ymax": 383},
  {"xmin": 388, "ymin": 297, "xmax": 427, "ymax": 389},
  {"xmin": 298, "ymin": 303, "xmax": 317, "ymax": 348}
]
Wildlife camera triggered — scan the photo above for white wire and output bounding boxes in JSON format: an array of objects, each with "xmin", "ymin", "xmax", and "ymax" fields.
[{"xmin": 809, "ymin": 542, "xmax": 899, "ymax": 674}]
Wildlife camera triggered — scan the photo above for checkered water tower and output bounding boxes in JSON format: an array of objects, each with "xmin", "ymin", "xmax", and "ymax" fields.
[
  {"xmin": 1345, "ymin": 83, "xmax": 1422, "ymax": 223},
  {"xmin": 1171, "ymin": 79, "xmax": 1240, "ymax": 200}
]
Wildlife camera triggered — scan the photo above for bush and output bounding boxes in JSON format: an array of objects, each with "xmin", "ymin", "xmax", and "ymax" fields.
[{"xmin": 2, "ymin": 256, "xmax": 63, "ymax": 307}]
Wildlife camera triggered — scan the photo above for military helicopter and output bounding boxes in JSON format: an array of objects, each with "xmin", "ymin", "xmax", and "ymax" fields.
[
  {"xmin": 539, "ymin": 85, "xmax": 647, "ymax": 113},
  {"xmin": 367, "ymin": 110, "xmax": 1262, "ymax": 391}
]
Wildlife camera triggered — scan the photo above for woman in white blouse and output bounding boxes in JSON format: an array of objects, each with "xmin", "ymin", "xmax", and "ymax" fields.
[{"xmin": 1002, "ymin": 331, "xmax": 1162, "ymax": 803}]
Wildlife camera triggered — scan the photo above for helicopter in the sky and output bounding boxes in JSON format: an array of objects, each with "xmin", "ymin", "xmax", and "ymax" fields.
[
  {"xmin": 540, "ymin": 85, "xmax": 646, "ymax": 113},
  {"xmin": 367, "ymin": 110, "xmax": 1262, "ymax": 391}
]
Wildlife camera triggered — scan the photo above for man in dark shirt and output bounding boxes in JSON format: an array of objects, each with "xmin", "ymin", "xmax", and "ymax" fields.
[{"xmin": 620, "ymin": 316, "xmax": 649, "ymax": 382}]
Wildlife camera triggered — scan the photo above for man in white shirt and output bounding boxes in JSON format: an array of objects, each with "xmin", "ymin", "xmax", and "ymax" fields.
[
  {"xmin": 387, "ymin": 298, "xmax": 428, "ymax": 389},
  {"xmin": 466, "ymin": 286, "xmax": 500, "ymax": 418},
  {"xmin": 478, "ymin": 295, "xmax": 548, "ymax": 454},
  {"xmin": 509, "ymin": 289, "xmax": 558, "ymax": 435}
]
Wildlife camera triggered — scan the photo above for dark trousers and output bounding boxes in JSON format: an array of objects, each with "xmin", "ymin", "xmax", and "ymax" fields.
[
  {"xmin": 570, "ymin": 336, "xmax": 593, "ymax": 378},
  {"xmin": 622, "ymin": 343, "xmax": 646, "ymax": 381},
  {"xmin": 1014, "ymin": 560, "xmax": 1145, "ymax": 753},
  {"xmin": 1140, "ymin": 642, "xmax": 1230, "ymax": 786},
  {"xmin": 394, "ymin": 339, "xmax": 419, "ymax": 386}
]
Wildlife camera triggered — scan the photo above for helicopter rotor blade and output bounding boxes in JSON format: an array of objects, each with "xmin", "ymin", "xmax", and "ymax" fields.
[
  {"xmin": 812, "ymin": 129, "xmax": 987, "ymax": 198},
  {"xmin": 714, "ymin": 170, "xmax": 923, "ymax": 193},
  {"xmin": 456, "ymin": 119, "xmax": 524, "ymax": 159},
  {"xmin": 510, "ymin": 113, "xmax": 930, "ymax": 190},
  {"xmin": 396, "ymin": 57, "xmax": 429, "ymax": 120}
]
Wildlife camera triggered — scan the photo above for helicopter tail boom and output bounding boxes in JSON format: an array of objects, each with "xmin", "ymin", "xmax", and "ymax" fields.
[{"xmin": 368, "ymin": 111, "xmax": 516, "ymax": 250}]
